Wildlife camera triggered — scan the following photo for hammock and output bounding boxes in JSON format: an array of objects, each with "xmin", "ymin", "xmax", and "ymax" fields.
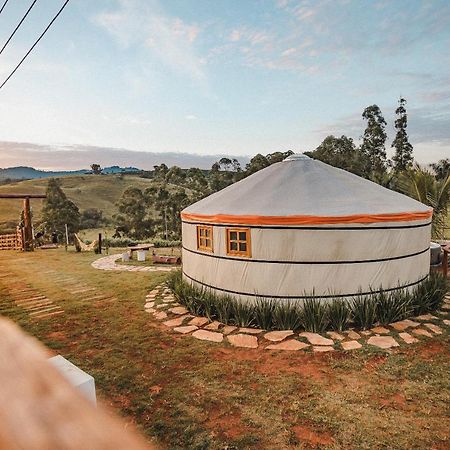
[{"xmin": 74, "ymin": 234, "xmax": 98, "ymax": 252}]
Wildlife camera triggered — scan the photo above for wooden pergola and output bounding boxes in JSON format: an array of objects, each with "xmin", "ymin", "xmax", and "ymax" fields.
[{"xmin": 0, "ymin": 194, "xmax": 46, "ymax": 251}]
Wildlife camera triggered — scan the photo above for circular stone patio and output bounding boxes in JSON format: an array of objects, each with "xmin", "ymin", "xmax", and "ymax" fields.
[
  {"xmin": 92, "ymin": 254, "xmax": 178, "ymax": 273},
  {"xmin": 143, "ymin": 284, "xmax": 450, "ymax": 353}
]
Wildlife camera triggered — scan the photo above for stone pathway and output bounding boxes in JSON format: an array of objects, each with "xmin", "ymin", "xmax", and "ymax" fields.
[
  {"xmin": 143, "ymin": 286, "xmax": 450, "ymax": 353},
  {"xmin": 0, "ymin": 281, "xmax": 64, "ymax": 320},
  {"xmin": 92, "ymin": 254, "xmax": 178, "ymax": 273}
]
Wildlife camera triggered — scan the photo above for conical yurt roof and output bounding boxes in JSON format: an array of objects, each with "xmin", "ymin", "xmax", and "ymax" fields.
[{"xmin": 182, "ymin": 154, "xmax": 431, "ymax": 225}]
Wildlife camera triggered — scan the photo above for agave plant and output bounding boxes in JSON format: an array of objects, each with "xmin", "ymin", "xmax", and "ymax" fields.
[
  {"xmin": 299, "ymin": 298, "xmax": 329, "ymax": 333},
  {"xmin": 375, "ymin": 288, "xmax": 412, "ymax": 325},
  {"xmin": 272, "ymin": 301, "xmax": 302, "ymax": 331},
  {"xmin": 351, "ymin": 294, "xmax": 377, "ymax": 330},
  {"xmin": 254, "ymin": 297, "xmax": 276, "ymax": 330},
  {"xmin": 327, "ymin": 299, "xmax": 351, "ymax": 332},
  {"xmin": 412, "ymin": 272, "xmax": 447, "ymax": 315}
]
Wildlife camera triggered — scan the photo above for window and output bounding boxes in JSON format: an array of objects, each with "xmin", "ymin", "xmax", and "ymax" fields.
[
  {"xmin": 197, "ymin": 225, "xmax": 213, "ymax": 252},
  {"xmin": 226, "ymin": 228, "xmax": 251, "ymax": 257}
]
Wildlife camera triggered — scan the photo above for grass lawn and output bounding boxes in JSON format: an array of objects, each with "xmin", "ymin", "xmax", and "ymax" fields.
[{"xmin": 0, "ymin": 248, "xmax": 449, "ymax": 449}]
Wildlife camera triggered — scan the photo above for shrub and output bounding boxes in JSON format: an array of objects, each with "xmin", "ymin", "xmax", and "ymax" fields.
[
  {"xmin": 376, "ymin": 289, "xmax": 413, "ymax": 325},
  {"xmin": 254, "ymin": 298, "xmax": 276, "ymax": 330},
  {"xmin": 299, "ymin": 298, "xmax": 329, "ymax": 333},
  {"xmin": 351, "ymin": 294, "xmax": 377, "ymax": 330},
  {"xmin": 412, "ymin": 272, "xmax": 447, "ymax": 315},
  {"xmin": 231, "ymin": 301, "xmax": 255, "ymax": 327},
  {"xmin": 272, "ymin": 301, "xmax": 302, "ymax": 331},
  {"xmin": 327, "ymin": 299, "xmax": 351, "ymax": 332},
  {"xmin": 215, "ymin": 295, "xmax": 234, "ymax": 324}
]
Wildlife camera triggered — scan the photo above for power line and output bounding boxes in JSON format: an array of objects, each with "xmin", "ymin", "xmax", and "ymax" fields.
[
  {"xmin": 0, "ymin": 0, "xmax": 40, "ymax": 56},
  {"xmin": 0, "ymin": 0, "xmax": 70, "ymax": 91},
  {"xmin": 0, "ymin": 0, "xmax": 10, "ymax": 16}
]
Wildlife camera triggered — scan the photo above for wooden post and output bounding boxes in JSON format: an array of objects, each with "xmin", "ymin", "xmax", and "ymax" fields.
[
  {"xmin": 23, "ymin": 197, "xmax": 33, "ymax": 251},
  {"xmin": 98, "ymin": 233, "xmax": 102, "ymax": 254},
  {"xmin": 65, "ymin": 223, "xmax": 69, "ymax": 251},
  {"xmin": 443, "ymin": 246, "xmax": 449, "ymax": 278}
]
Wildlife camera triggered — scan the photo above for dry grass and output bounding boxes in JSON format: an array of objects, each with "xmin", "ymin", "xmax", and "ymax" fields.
[{"xmin": 0, "ymin": 248, "xmax": 449, "ymax": 449}]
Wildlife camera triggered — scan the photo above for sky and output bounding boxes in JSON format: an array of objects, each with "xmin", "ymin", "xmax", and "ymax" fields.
[{"xmin": 0, "ymin": 0, "xmax": 449, "ymax": 169}]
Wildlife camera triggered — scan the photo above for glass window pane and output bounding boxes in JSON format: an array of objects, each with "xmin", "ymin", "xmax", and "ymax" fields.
[
  {"xmin": 205, "ymin": 229, "xmax": 210, "ymax": 237},
  {"xmin": 230, "ymin": 242, "xmax": 238, "ymax": 251},
  {"xmin": 239, "ymin": 232, "xmax": 247, "ymax": 241},
  {"xmin": 239, "ymin": 242, "xmax": 247, "ymax": 252},
  {"xmin": 230, "ymin": 231, "xmax": 237, "ymax": 240}
]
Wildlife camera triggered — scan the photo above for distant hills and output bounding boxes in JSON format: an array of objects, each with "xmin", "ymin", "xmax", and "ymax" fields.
[{"xmin": 0, "ymin": 165, "xmax": 141, "ymax": 180}]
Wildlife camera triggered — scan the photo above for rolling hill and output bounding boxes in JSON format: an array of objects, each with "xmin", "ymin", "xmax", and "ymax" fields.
[{"xmin": 0, "ymin": 174, "xmax": 157, "ymax": 230}]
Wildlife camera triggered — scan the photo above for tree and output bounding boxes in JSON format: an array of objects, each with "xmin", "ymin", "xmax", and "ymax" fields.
[
  {"xmin": 392, "ymin": 97, "xmax": 413, "ymax": 171},
  {"xmin": 80, "ymin": 208, "xmax": 106, "ymax": 229},
  {"xmin": 361, "ymin": 105, "xmax": 387, "ymax": 177},
  {"xmin": 114, "ymin": 187, "xmax": 154, "ymax": 239},
  {"xmin": 305, "ymin": 135, "xmax": 370, "ymax": 177},
  {"xmin": 90, "ymin": 164, "xmax": 102, "ymax": 175},
  {"xmin": 42, "ymin": 179, "xmax": 80, "ymax": 237},
  {"xmin": 398, "ymin": 164, "xmax": 450, "ymax": 239},
  {"xmin": 430, "ymin": 158, "xmax": 450, "ymax": 181}
]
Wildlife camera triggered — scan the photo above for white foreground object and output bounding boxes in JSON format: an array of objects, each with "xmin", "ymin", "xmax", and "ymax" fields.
[
  {"xmin": 137, "ymin": 250, "xmax": 147, "ymax": 262},
  {"xmin": 48, "ymin": 355, "xmax": 96, "ymax": 405},
  {"xmin": 122, "ymin": 252, "xmax": 130, "ymax": 262}
]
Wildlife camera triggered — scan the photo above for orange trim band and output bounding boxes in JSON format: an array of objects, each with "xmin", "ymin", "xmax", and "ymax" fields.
[{"xmin": 181, "ymin": 210, "xmax": 433, "ymax": 226}]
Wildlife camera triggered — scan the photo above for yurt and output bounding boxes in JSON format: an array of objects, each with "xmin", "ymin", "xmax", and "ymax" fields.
[{"xmin": 181, "ymin": 154, "xmax": 432, "ymax": 303}]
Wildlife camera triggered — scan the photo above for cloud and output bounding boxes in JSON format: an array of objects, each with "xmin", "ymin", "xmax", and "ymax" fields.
[
  {"xmin": 94, "ymin": 0, "xmax": 205, "ymax": 81},
  {"xmin": 0, "ymin": 141, "xmax": 250, "ymax": 171},
  {"xmin": 185, "ymin": 114, "xmax": 197, "ymax": 120}
]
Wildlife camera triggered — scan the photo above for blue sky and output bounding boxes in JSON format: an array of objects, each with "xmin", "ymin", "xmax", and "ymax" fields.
[{"xmin": 0, "ymin": 0, "xmax": 449, "ymax": 169}]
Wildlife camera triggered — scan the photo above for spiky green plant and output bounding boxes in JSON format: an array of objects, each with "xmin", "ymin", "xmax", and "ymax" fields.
[
  {"xmin": 412, "ymin": 273, "xmax": 447, "ymax": 315},
  {"xmin": 375, "ymin": 289, "xmax": 413, "ymax": 325},
  {"xmin": 299, "ymin": 298, "xmax": 329, "ymax": 333},
  {"xmin": 215, "ymin": 295, "xmax": 234, "ymax": 324},
  {"xmin": 351, "ymin": 294, "xmax": 377, "ymax": 330},
  {"xmin": 254, "ymin": 297, "xmax": 276, "ymax": 330},
  {"xmin": 231, "ymin": 301, "xmax": 255, "ymax": 327},
  {"xmin": 327, "ymin": 299, "xmax": 351, "ymax": 332},
  {"xmin": 272, "ymin": 301, "xmax": 302, "ymax": 331}
]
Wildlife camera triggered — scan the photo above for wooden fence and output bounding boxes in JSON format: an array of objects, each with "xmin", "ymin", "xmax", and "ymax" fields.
[{"xmin": 0, "ymin": 227, "xmax": 23, "ymax": 251}]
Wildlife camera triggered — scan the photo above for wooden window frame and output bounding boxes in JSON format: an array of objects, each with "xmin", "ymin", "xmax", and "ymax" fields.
[
  {"xmin": 196, "ymin": 225, "xmax": 213, "ymax": 252},
  {"xmin": 226, "ymin": 227, "xmax": 251, "ymax": 257}
]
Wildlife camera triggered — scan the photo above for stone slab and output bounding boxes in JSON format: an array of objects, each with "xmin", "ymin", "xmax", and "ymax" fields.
[
  {"xmin": 398, "ymin": 332, "xmax": 418, "ymax": 344},
  {"xmin": 188, "ymin": 317, "xmax": 210, "ymax": 327},
  {"xmin": 204, "ymin": 321, "xmax": 222, "ymax": 330},
  {"xmin": 266, "ymin": 340, "xmax": 309, "ymax": 351},
  {"xmin": 346, "ymin": 330, "xmax": 361, "ymax": 340},
  {"xmin": 443, "ymin": 319, "xmax": 450, "ymax": 326},
  {"xmin": 415, "ymin": 314, "xmax": 438, "ymax": 321},
  {"xmin": 174, "ymin": 325, "xmax": 198, "ymax": 334},
  {"xmin": 327, "ymin": 331, "xmax": 345, "ymax": 341},
  {"xmin": 367, "ymin": 335, "xmax": 399, "ymax": 349},
  {"xmin": 300, "ymin": 332, "xmax": 334, "ymax": 346},
  {"xmin": 145, "ymin": 308, "xmax": 156, "ymax": 313},
  {"xmin": 390, "ymin": 319, "xmax": 420, "ymax": 331},
  {"xmin": 371, "ymin": 326, "xmax": 390, "ymax": 334},
  {"xmin": 313, "ymin": 346, "xmax": 334, "ymax": 352},
  {"xmin": 423, "ymin": 323, "xmax": 443, "ymax": 335},
  {"xmin": 360, "ymin": 330, "xmax": 372, "ymax": 336},
  {"xmin": 222, "ymin": 325, "xmax": 237, "ymax": 335},
  {"xmin": 238, "ymin": 327, "xmax": 263, "ymax": 334},
  {"xmin": 263, "ymin": 330, "xmax": 294, "ymax": 342},
  {"xmin": 154, "ymin": 311, "xmax": 168, "ymax": 320},
  {"xmin": 145, "ymin": 301, "xmax": 155, "ymax": 308},
  {"xmin": 412, "ymin": 328, "xmax": 433, "ymax": 338},
  {"xmin": 163, "ymin": 315, "xmax": 192, "ymax": 327},
  {"xmin": 192, "ymin": 330, "xmax": 224, "ymax": 343},
  {"xmin": 341, "ymin": 340, "xmax": 362, "ymax": 351},
  {"xmin": 156, "ymin": 304, "xmax": 168, "ymax": 309},
  {"xmin": 227, "ymin": 334, "xmax": 258, "ymax": 349},
  {"xmin": 168, "ymin": 306, "xmax": 189, "ymax": 315}
]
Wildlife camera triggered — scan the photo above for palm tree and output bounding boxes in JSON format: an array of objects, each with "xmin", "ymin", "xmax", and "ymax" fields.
[{"xmin": 398, "ymin": 164, "xmax": 450, "ymax": 239}]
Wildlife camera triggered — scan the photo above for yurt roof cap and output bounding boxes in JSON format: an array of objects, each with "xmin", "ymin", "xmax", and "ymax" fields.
[{"xmin": 182, "ymin": 154, "xmax": 431, "ymax": 225}]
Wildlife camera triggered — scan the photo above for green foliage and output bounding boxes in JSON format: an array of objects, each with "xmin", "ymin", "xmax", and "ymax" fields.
[
  {"xmin": 299, "ymin": 298, "xmax": 329, "ymax": 333},
  {"xmin": 305, "ymin": 135, "xmax": 371, "ymax": 178},
  {"xmin": 167, "ymin": 271, "xmax": 445, "ymax": 333},
  {"xmin": 90, "ymin": 163, "xmax": 102, "ymax": 174},
  {"xmin": 42, "ymin": 178, "xmax": 80, "ymax": 237},
  {"xmin": 375, "ymin": 289, "xmax": 412, "ymax": 325},
  {"xmin": 361, "ymin": 104, "xmax": 388, "ymax": 177},
  {"xmin": 351, "ymin": 294, "xmax": 377, "ymax": 330},
  {"xmin": 272, "ymin": 301, "xmax": 302, "ymax": 331},
  {"xmin": 392, "ymin": 98, "xmax": 413, "ymax": 172},
  {"xmin": 412, "ymin": 272, "xmax": 446, "ymax": 315},
  {"xmin": 254, "ymin": 298, "xmax": 276, "ymax": 330},
  {"xmin": 80, "ymin": 208, "xmax": 107, "ymax": 229},
  {"xmin": 430, "ymin": 158, "xmax": 450, "ymax": 181},
  {"xmin": 327, "ymin": 299, "xmax": 351, "ymax": 332}
]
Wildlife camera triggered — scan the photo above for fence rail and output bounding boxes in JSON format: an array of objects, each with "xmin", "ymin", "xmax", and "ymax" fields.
[{"xmin": 0, "ymin": 228, "xmax": 23, "ymax": 251}]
